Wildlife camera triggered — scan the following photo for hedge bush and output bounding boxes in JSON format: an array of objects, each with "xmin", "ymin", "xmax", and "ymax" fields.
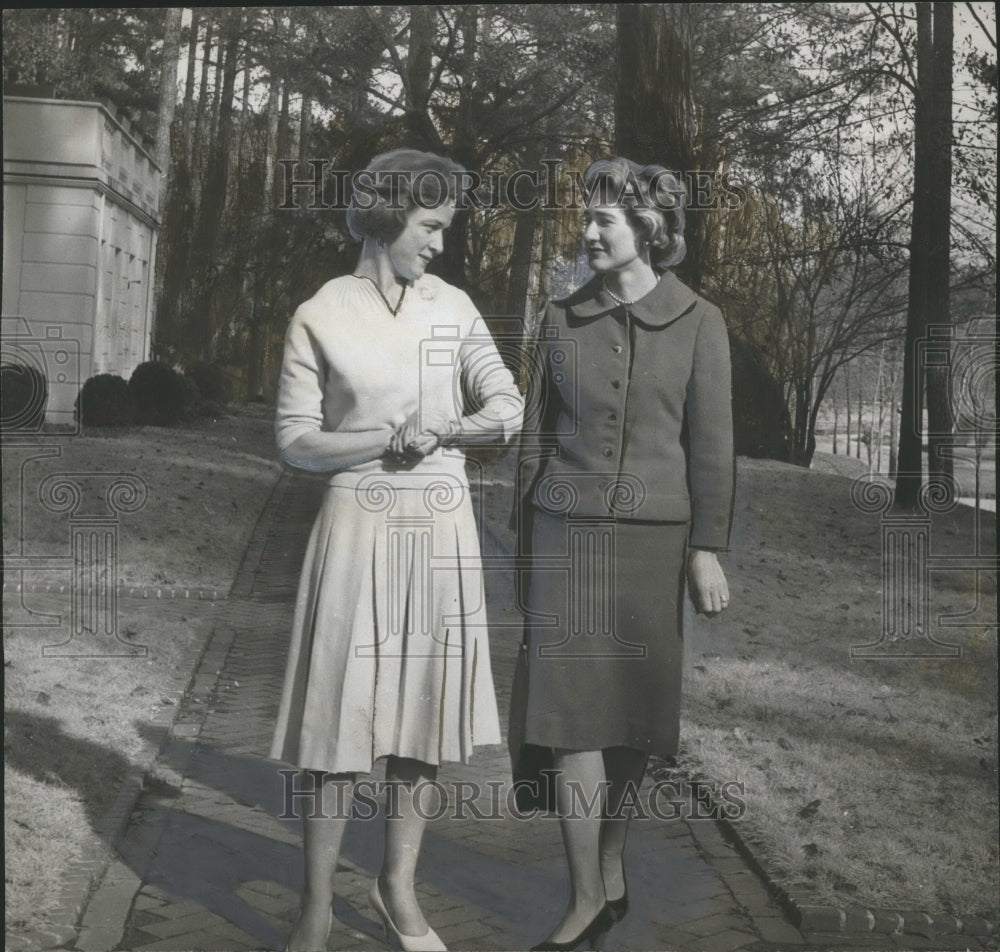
[
  {"xmin": 127, "ymin": 360, "xmax": 198, "ymax": 425},
  {"xmin": 1, "ymin": 360, "xmax": 48, "ymax": 431},
  {"xmin": 184, "ymin": 361, "xmax": 230, "ymax": 405},
  {"xmin": 75, "ymin": 373, "xmax": 133, "ymax": 427}
]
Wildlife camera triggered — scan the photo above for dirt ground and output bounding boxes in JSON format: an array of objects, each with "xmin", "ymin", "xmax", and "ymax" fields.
[
  {"xmin": 3, "ymin": 406, "xmax": 284, "ymax": 931},
  {"xmin": 3, "ymin": 405, "xmax": 281, "ymax": 593}
]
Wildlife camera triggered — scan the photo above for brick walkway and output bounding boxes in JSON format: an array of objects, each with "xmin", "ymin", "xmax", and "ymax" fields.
[{"xmin": 72, "ymin": 469, "xmax": 823, "ymax": 951}]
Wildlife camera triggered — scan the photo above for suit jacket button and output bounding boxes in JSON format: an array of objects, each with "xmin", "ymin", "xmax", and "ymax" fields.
[
  {"xmin": 613, "ymin": 344, "xmax": 623, "ymax": 354},
  {"xmin": 602, "ymin": 447, "xmax": 614, "ymax": 458},
  {"xmin": 610, "ymin": 379, "xmax": 621, "ymax": 389}
]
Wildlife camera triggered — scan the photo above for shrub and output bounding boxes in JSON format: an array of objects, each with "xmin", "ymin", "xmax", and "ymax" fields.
[
  {"xmin": 178, "ymin": 373, "xmax": 204, "ymax": 418},
  {"xmin": 730, "ymin": 335, "xmax": 791, "ymax": 461},
  {"xmin": 75, "ymin": 374, "xmax": 133, "ymax": 427},
  {"xmin": 0, "ymin": 360, "xmax": 47, "ymax": 432},
  {"xmin": 127, "ymin": 361, "xmax": 198, "ymax": 426},
  {"xmin": 184, "ymin": 361, "xmax": 230, "ymax": 405}
]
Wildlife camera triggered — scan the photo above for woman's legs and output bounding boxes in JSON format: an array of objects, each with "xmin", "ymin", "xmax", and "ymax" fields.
[
  {"xmin": 287, "ymin": 771, "xmax": 355, "ymax": 952},
  {"xmin": 543, "ymin": 748, "xmax": 609, "ymax": 943},
  {"xmin": 539, "ymin": 746, "xmax": 648, "ymax": 944},
  {"xmin": 599, "ymin": 746, "xmax": 648, "ymax": 902},
  {"xmin": 377, "ymin": 755, "xmax": 439, "ymax": 936}
]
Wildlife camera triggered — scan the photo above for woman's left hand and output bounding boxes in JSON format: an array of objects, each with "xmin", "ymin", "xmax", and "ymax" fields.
[
  {"xmin": 688, "ymin": 549, "xmax": 730, "ymax": 616},
  {"xmin": 389, "ymin": 414, "xmax": 437, "ymax": 460},
  {"xmin": 389, "ymin": 410, "xmax": 457, "ymax": 461}
]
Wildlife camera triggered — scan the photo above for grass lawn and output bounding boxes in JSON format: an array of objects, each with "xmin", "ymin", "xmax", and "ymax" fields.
[
  {"xmin": 3, "ymin": 405, "xmax": 283, "ymax": 933},
  {"xmin": 679, "ymin": 455, "xmax": 998, "ymax": 919}
]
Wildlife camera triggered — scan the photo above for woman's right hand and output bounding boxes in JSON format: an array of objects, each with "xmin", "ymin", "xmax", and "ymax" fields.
[{"xmin": 388, "ymin": 410, "xmax": 454, "ymax": 461}]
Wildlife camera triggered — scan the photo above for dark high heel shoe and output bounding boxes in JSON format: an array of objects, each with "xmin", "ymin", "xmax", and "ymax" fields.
[
  {"xmin": 606, "ymin": 869, "xmax": 628, "ymax": 923},
  {"xmin": 529, "ymin": 904, "xmax": 614, "ymax": 951}
]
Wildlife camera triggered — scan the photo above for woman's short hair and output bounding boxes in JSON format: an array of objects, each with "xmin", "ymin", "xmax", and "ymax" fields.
[
  {"xmin": 582, "ymin": 157, "xmax": 687, "ymax": 268},
  {"xmin": 346, "ymin": 148, "xmax": 466, "ymax": 244}
]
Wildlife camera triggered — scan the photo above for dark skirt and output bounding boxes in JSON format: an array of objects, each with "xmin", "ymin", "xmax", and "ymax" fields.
[{"xmin": 523, "ymin": 507, "xmax": 688, "ymax": 757}]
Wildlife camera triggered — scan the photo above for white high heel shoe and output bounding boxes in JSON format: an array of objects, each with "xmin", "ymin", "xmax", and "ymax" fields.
[{"xmin": 369, "ymin": 879, "xmax": 446, "ymax": 952}]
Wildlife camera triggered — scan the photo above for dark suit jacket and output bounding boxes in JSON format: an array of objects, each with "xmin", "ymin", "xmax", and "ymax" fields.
[{"xmin": 516, "ymin": 271, "xmax": 734, "ymax": 550}]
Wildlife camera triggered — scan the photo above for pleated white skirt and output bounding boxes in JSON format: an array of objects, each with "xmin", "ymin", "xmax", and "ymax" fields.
[{"xmin": 269, "ymin": 470, "xmax": 501, "ymax": 774}]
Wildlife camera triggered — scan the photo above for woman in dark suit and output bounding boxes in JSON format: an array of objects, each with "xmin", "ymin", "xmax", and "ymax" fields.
[{"xmin": 515, "ymin": 157, "xmax": 734, "ymax": 950}]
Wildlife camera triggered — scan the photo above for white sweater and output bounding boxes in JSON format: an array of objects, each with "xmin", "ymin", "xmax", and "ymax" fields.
[{"xmin": 275, "ymin": 273, "xmax": 523, "ymax": 483}]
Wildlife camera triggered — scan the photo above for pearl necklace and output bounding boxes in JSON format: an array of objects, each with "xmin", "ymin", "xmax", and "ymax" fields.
[{"xmin": 602, "ymin": 275, "xmax": 659, "ymax": 307}]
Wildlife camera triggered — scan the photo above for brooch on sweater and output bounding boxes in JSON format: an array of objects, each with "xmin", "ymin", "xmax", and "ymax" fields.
[{"xmin": 419, "ymin": 279, "xmax": 438, "ymax": 301}]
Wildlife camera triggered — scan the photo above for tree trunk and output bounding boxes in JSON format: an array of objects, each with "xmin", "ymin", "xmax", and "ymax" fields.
[
  {"xmin": 298, "ymin": 93, "xmax": 313, "ymax": 182},
  {"xmin": 873, "ymin": 344, "xmax": 885, "ymax": 472},
  {"xmin": 895, "ymin": 3, "xmax": 934, "ymax": 509},
  {"xmin": 614, "ymin": 3, "xmax": 702, "ymax": 288},
  {"xmin": 190, "ymin": 15, "xmax": 214, "ymax": 205},
  {"xmin": 845, "ymin": 367, "xmax": 852, "ymax": 458},
  {"xmin": 263, "ymin": 76, "xmax": 281, "ymax": 203},
  {"xmin": 832, "ymin": 389, "xmax": 839, "ymax": 454},
  {"xmin": 238, "ymin": 61, "xmax": 252, "ymax": 165},
  {"xmin": 149, "ymin": 8, "xmax": 184, "ymax": 360},
  {"xmin": 505, "ymin": 203, "xmax": 540, "ymax": 320},
  {"xmin": 152, "ymin": 135, "xmax": 195, "ymax": 362},
  {"xmin": 154, "ymin": 7, "xmax": 182, "ymax": 212},
  {"xmin": 802, "ymin": 394, "xmax": 820, "ymax": 468},
  {"xmin": 181, "ymin": 9, "xmax": 200, "ymax": 168},
  {"xmin": 210, "ymin": 32, "xmax": 224, "ymax": 147},
  {"xmin": 264, "ymin": 12, "xmax": 288, "ymax": 208},
  {"xmin": 245, "ymin": 267, "xmax": 265, "ymax": 402},
  {"xmin": 793, "ymin": 380, "xmax": 811, "ymax": 465},
  {"xmin": 188, "ymin": 10, "xmax": 242, "ymax": 360},
  {"xmin": 440, "ymin": 6, "xmax": 479, "ymax": 288},
  {"xmin": 925, "ymin": 1, "xmax": 955, "ymax": 498},
  {"xmin": 889, "ymin": 387, "xmax": 899, "ymax": 479},
  {"xmin": 855, "ymin": 367, "xmax": 863, "ymax": 459},
  {"xmin": 274, "ymin": 83, "xmax": 291, "ymax": 208},
  {"xmin": 404, "ymin": 5, "xmax": 437, "ymax": 147},
  {"xmin": 536, "ymin": 208, "xmax": 558, "ymax": 304}
]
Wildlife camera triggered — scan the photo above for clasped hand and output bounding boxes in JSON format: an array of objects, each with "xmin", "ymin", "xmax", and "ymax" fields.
[{"xmin": 387, "ymin": 410, "xmax": 459, "ymax": 462}]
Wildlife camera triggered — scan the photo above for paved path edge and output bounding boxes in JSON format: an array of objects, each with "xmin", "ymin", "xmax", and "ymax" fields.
[
  {"xmin": 27, "ymin": 464, "xmax": 997, "ymax": 952},
  {"xmin": 44, "ymin": 472, "xmax": 292, "ymax": 952}
]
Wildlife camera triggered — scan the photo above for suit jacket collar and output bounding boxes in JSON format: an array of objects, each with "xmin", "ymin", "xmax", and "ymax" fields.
[{"xmin": 561, "ymin": 271, "xmax": 698, "ymax": 327}]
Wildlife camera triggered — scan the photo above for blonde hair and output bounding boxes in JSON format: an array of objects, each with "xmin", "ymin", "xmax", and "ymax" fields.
[{"xmin": 583, "ymin": 157, "xmax": 687, "ymax": 268}]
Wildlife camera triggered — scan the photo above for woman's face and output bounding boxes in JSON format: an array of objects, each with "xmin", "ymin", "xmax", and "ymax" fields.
[
  {"xmin": 583, "ymin": 203, "xmax": 642, "ymax": 274},
  {"xmin": 386, "ymin": 203, "xmax": 456, "ymax": 281}
]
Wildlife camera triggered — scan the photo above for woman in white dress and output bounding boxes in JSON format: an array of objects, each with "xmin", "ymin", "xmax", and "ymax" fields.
[{"xmin": 270, "ymin": 148, "xmax": 523, "ymax": 952}]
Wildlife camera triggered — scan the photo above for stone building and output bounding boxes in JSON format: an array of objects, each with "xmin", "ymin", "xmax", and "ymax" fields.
[{"xmin": 2, "ymin": 94, "xmax": 161, "ymax": 427}]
